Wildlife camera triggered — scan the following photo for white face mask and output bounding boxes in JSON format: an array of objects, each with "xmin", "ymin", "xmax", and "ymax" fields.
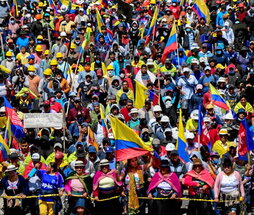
[
  {"xmin": 29, "ymin": 72, "xmax": 35, "ymax": 76},
  {"xmin": 7, "ymin": 57, "xmax": 12, "ymax": 61},
  {"xmin": 120, "ymin": 73, "xmax": 125, "ymax": 78}
]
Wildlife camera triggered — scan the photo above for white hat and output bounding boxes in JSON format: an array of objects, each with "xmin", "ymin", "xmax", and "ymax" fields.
[
  {"xmin": 5, "ymin": 165, "xmax": 18, "ymax": 173},
  {"xmin": 0, "ymin": 106, "xmax": 5, "ymax": 113},
  {"xmin": 100, "ymin": 159, "xmax": 109, "ymax": 166},
  {"xmin": 217, "ymin": 77, "xmax": 226, "ymax": 83},
  {"xmin": 161, "ymin": 115, "xmax": 170, "ymax": 122},
  {"xmin": 191, "ymin": 58, "xmax": 199, "ymax": 64},
  {"xmin": 54, "ymin": 142, "xmax": 63, "ymax": 149},
  {"xmin": 21, "ymin": 25, "xmax": 29, "ymax": 29},
  {"xmin": 31, "ymin": 153, "xmax": 40, "ymax": 161},
  {"xmin": 185, "ymin": 132, "xmax": 195, "ymax": 139},
  {"xmin": 74, "ymin": 160, "xmax": 85, "ymax": 167},
  {"xmin": 60, "ymin": 32, "xmax": 67, "ymax": 37},
  {"xmin": 199, "ymin": 57, "xmax": 206, "ymax": 62},
  {"xmin": 166, "ymin": 143, "xmax": 176, "ymax": 151},
  {"xmin": 190, "ymin": 109, "xmax": 199, "ymax": 120},
  {"xmin": 164, "ymin": 128, "xmax": 172, "ymax": 133},
  {"xmin": 204, "ymin": 117, "xmax": 211, "ymax": 122},
  {"xmin": 224, "ymin": 111, "xmax": 234, "ymax": 120},
  {"xmin": 61, "ymin": 5, "xmax": 68, "ymax": 13},
  {"xmin": 147, "ymin": 59, "xmax": 154, "ymax": 66},
  {"xmin": 128, "ymin": 108, "xmax": 139, "ymax": 116},
  {"xmin": 153, "ymin": 105, "xmax": 162, "ymax": 112},
  {"xmin": 196, "ymin": 84, "xmax": 203, "ymax": 90},
  {"xmin": 218, "ymin": 89, "xmax": 225, "ymax": 95},
  {"xmin": 183, "ymin": 67, "xmax": 190, "ymax": 73},
  {"xmin": 185, "ymin": 24, "xmax": 192, "ymax": 29},
  {"xmin": 204, "ymin": 66, "xmax": 211, "ymax": 71},
  {"xmin": 224, "ymin": 22, "xmax": 230, "ymax": 27},
  {"xmin": 162, "ymin": 18, "xmax": 167, "ymax": 22}
]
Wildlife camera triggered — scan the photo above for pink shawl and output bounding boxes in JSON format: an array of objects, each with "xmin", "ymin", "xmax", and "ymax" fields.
[
  {"xmin": 184, "ymin": 169, "xmax": 214, "ymax": 188},
  {"xmin": 147, "ymin": 172, "xmax": 182, "ymax": 197},
  {"xmin": 92, "ymin": 170, "xmax": 122, "ymax": 191}
]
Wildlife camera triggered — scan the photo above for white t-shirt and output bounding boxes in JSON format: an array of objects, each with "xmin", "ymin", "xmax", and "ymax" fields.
[{"xmin": 220, "ymin": 173, "xmax": 239, "ymax": 193}]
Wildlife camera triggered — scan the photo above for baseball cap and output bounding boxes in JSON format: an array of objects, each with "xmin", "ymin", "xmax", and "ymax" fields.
[
  {"xmin": 31, "ymin": 153, "xmax": 40, "ymax": 161},
  {"xmin": 105, "ymin": 146, "xmax": 114, "ymax": 153},
  {"xmin": 88, "ymin": 146, "xmax": 97, "ymax": 153},
  {"xmin": 54, "ymin": 142, "xmax": 63, "ymax": 149}
]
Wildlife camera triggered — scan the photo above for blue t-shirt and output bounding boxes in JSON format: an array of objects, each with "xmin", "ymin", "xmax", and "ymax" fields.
[
  {"xmin": 37, "ymin": 170, "xmax": 64, "ymax": 202},
  {"xmin": 16, "ymin": 37, "xmax": 29, "ymax": 50}
]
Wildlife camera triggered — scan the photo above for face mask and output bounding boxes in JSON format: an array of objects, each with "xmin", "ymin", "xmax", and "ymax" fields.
[
  {"xmin": 120, "ymin": 73, "xmax": 125, "ymax": 78},
  {"xmin": 172, "ymin": 3, "xmax": 176, "ymax": 6},
  {"xmin": 37, "ymin": 40, "xmax": 42, "ymax": 44},
  {"xmin": 229, "ymin": 70, "xmax": 235, "ymax": 75},
  {"xmin": 84, "ymin": 66, "xmax": 90, "ymax": 71},
  {"xmin": 58, "ymin": 60, "xmax": 63, "ymax": 64},
  {"xmin": 216, "ymin": 51, "xmax": 222, "ymax": 55},
  {"xmin": 29, "ymin": 72, "xmax": 35, "ymax": 76},
  {"xmin": 108, "ymin": 71, "xmax": 113, "ymax": 77},
  {"xmin": 142, "ymin": 135, "xmax": 149, "ymax": 142},
  {"xmin": 10, "ymin": 20, "xmax": 15, "ymax": 24},
  {"xmin": 212, "ymin": 159, "xmax": 219, "ymax": 165},
  {"xmin": 57, "ymin": 76, "xmax": 61, "ymax": 80},
  {"xmin": 75, "ymin": 41, "xmax": 80, "ymax": 45},
  {"xmin": 95, "ymin": 60, "xmax": 100, "ymax": 64},
  {"xmin": 186, "ymin": 28, "xmax": 191, "ymax": 32},
  {"xmin": 7, "ymin": 57, "xmax": 12, "ymax": 61}
]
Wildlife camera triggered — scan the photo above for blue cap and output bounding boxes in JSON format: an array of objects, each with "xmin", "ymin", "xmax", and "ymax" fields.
[
  {"xmin": 88, "ymin": 146, "xmax": 97, "ymax": 153},
  {"xmin": 81, "ymin": 122, "xmax": 89, "ymax": 127},
  {"xmin": 105, "ymin": 146, "xmax": 113, "ymax": 153},
  {"xmin": 27, "ymin": 54, "xmax": 35, "ymax": 59},
  {"xmin": 237, "ymin": 108, "xmax": 246, "ymax": 114}
]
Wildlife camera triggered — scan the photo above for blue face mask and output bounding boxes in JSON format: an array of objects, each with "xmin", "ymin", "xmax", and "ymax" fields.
[
  {"xmin": 229, "ymin": 70, "xmax": 235, "ymax": 75},
  {"xmin": 186, "ymin": 28, "xmax": 191, "ymax": 32},
  {"xmin": 212, "ymin": 159, "xmax": 219, "ymax": 165},
  {"xmin": 95, "ymin": 60, "xmax": 100, "ymax": 64},
  {"xmin": 216, "ymin": 50, "xmax": 222, "ymax": 55}
]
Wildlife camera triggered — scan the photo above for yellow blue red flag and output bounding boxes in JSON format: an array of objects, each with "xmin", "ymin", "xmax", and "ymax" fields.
[
  {"xmin": 110, "ymin": 116, "xmax": 152, "ymax": 161},
  {"xmin": 177, "ymin": 109, "xmax": 190, "ymax": 163}
]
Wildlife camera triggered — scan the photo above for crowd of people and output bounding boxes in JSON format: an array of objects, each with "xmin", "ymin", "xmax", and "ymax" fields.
[{"xmin": 0, "ymin": 0, "xmax": 254, "ymax": 214}]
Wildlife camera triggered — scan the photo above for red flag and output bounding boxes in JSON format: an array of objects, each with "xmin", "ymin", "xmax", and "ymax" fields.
[{"xmin": 238, "ymin": 122, "xmax": 248, "ymax": 156}]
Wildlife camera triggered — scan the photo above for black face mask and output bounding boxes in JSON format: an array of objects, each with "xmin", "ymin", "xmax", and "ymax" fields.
[{"xmin": 142, "ymin": 134, "xmax": 149, "ymax": 142}]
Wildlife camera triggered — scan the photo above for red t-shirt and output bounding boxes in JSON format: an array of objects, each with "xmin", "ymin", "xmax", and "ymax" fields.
[{"xmin": 50, "ymin": 102, "xmax": 62, "ymax": 113}]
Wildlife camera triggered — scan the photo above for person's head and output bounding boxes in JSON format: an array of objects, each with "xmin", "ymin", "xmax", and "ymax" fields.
[
  {"xmin": 206, "ymin": 104, "xmax": 214, "ymax": 114},
  {"xmin": 122, "ymin": 80, "xmax": 129, "ymax": 91},
  {"xmin": 74, "ymin": 160, "xmax": 85, "ymax": 175},
  {"xmin": 237, "ymin": 108, "xmax": 247, "ymax": 120},
  {"xmin": 126, "ymin": 99, "xmax": 133, "ymax": 110},
  {"xmin": 105, "ymin": 146, "xmax": 114, "ymax": 161},
  {"xmin": 5, "ymin": 165, "xmax": 18, "ymax": 178},
  {"xmin": 144, "ymin": 99, "xmax": 152, "ymax": 110},
  {"xmin": 186, "ymin": 132, "xmax": 195, "ymax": 145},
  {"xmin": 19, "ymin": 137, "xmax": 29, "ymax": 153},
  {"xmin": 219, "ymin": 129, "xmax": 228, "ymax": 142},
  {"xmin": 153, "ymin": 105, "xmax": 162, "ymax": 118},
  {"xmin": 31, "ymin": 152, "xmax": 40, "ymax": 165},
  {"xmin": 55, "ymin": 151, "xmax": 64, "ymax": 165},
  {"xmin": 100, "ymin": 159, "xmax": 110, "ymax": 173},
  {"xmin": 54, "ymin": 142, "xmax": 63, "ymax": 152},
  {"xmin": 87, "ymin": 146, "xmax": 97, "ymax": 161},
  {"xmin": 127, "ymin": 157, "xmax": 138, "ymax": 169},
  {"xmin": 183, "ymin": 68, "xmax": 190, "ymax": 78},
  {"xmin": 192, "ymin": 159, "xmax": 203, "ymax": 174},
  {"xmin": 160, "ymin": 160, "xmax": 170, "ymax": 175},
  {"xmin": 73, "ymin": 97, "xmax": 81, "ymax": 108},
  {"xmin": 47, "ymin": 162, "xmax": 58, "ymax": 173},
  {"xmin": 141, "ymin": 64, "xmax": 147, "ymax": 74},
  {"xmin": 170, "ymin": 150, "xmax": 179, "ymax": 163},
  {"xmin": 222, "ymin": 158, "xmax": 233, "ymax": 175},
  {"xmin": 239, "ymin": 96, "xmax": 247, "ymax": 106}
]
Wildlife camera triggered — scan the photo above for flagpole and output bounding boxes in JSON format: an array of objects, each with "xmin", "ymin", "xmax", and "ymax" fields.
[{"xmin": 198, "ymin": 134, "xmax": 200, "ymax": 152}]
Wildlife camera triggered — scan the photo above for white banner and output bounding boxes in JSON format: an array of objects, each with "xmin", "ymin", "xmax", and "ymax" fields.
[{"xmin": 24, "ymin": 113, "xmax": 63, "ymax": 128}]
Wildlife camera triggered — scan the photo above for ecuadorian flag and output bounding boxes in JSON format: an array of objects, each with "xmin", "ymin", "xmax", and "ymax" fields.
[
  {"xmin": 0, "ymin": 134, "xmax": 10, "ymax": 162},
  {"xmin": 192, "ymin": 0, "xmax": 210, "ymax": 23},
  {"xmin": 110, "ymin": 116, "xmax": 153, "ymax": 161},
  {"xmin": 177, "ymin": 109, "xmax": 189, "ymax": 163},
  {"xmin": 162, "ymin": 22, "xmax": 177, "ymax": 63},
  {"xmin": 209, "ymin": 84, "xmax": 230, "ymax": 111},
  {"xmin": 145, "ymin": 6, "xmax": 159, "ymax": 45}
]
